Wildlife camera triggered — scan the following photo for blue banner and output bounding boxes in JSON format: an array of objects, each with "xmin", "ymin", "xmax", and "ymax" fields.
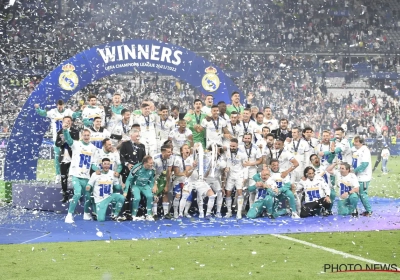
[{"xmin": 4, "ymin": 40, "xmax": 242, "ymax": 180}]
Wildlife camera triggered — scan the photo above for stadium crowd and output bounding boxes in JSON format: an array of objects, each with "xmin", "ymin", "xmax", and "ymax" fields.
[
  {"xmin": 2, "ymin": 0, "xmax": 400, "ymax": 73},
  {"xmin": 1, "ymin": 71, "xmax": 400, "ymax": 141},
  {"xmin": 3, "ymin": 0, "xmax": 400, "ymax": 54}
]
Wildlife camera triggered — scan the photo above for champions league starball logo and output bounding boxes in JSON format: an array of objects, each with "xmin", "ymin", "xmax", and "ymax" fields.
[
  {"xmin": 59, "ymin": 63, "xmax": 79, "ymax": 91},
  {"xmin": 202, "ymin": 66, "xmax": 220, "ymax": 92}
]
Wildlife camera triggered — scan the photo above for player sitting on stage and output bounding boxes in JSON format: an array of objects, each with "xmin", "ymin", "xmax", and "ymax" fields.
[
  {"xmin": 296, "ymin": 166, "xmax": 331, "ymax": 218},
  {"xmin": 86, "ymin": 158, "xmax": 125, "ymax": 222},
  {"xmin": 246, "ymin": 168, "xmax": 277, "ymax": 219}
]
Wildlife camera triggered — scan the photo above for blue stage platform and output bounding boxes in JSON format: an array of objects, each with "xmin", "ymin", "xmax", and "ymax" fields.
[{"xmin": 0, "ymin": 197, "xmax": 399, "ymax": 245}]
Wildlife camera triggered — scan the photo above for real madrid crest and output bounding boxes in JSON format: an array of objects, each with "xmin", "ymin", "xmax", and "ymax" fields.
[
  {"xmin": 202, "ymin": 66, "xmax": 220, "ymax": 92},
  {"xmin": 59, "ymin": 63, "xmax": 79, "ymax": 91}
]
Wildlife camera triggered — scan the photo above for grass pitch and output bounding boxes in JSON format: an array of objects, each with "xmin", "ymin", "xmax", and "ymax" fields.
[{"xmin": 0, "ymin": 232, "xmax": 399, "ymax": 280}]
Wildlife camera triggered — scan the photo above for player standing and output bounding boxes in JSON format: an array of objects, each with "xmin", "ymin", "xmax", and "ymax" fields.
[
  {"xmin": 34, "ymin": 100, "xmax": 79, "ymax": 183},
  {"xmin": 200, "ymin": 105, "xmax": 230, "ymax": 147},
  {"xmin": 352, "ymin": 136, "xmax": 373, "ymax": 216},
  {"xmin": 133, "ymin": 102, "xmax": 158, "ymax": 156},
  {"xmin": 184, "ymin": 99, "xmax": 207, "ymax": 148},
  {"xmin": 223, "ymin": 111, "xmax": 244, "ymax": 149},
  {"xmin": 168, "ymin": 119, "xmax": 193, "ymax": 155},
  {"xmin": 82, "ymin": 95, "xmax": 105, "ymax": 128},
  {"xmin": 89, "ymin": 117, "xmax": 111, "ymax": 149},
  {"xmin": 63, "ymin": 127, "xmax": 98, "ymax": 223},
  {"xmin": 152, "ymin": 145, "xmax": 174, "ymax": 218},
  {"xmin": 224, "ymin": 138, "xmax": 248, "ymax": 219},
  {"xmin": 204, "ymin": 144, "xmax": 227, "ymax": 217},
  {"xmin": 226, "ymin": 91, "xmax": 245, "ymax": 116},
  {"xmin": 156, "ymin": 105, "xmax": 175, "ymax": 153}
]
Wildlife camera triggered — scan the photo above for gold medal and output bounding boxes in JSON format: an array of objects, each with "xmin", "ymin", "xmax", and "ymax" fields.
[
  {"xmin": 294, "ymin": 152, "xmax": 298, "ymax": 155},
  {"xmin": 216, "ymin": 129, "xmax": 219, "ymax": 133},
  {"xmin": 162, "ymin": 171, "xmax": 167, "ymax": 175},
  {"xmin": 146, "ymin": 126, "xmax": 149, "ymax": 130}
]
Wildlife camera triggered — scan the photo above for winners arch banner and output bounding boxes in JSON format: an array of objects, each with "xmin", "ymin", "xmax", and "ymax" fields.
[{"xmin": 5, "ymin": 39, "xmax": 242, "ymax": 180}]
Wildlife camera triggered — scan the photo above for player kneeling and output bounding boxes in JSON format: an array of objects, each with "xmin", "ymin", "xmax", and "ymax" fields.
[
  {"xmin": 246, "ymin": 169, "xmax": 277, "ymax": 219},
  {"xmin": 297, "ymin": 167, "xmax": 331, "ymax": 218},
  {"xmin": 86, "ymin": 158, "xmax": 125, "ymax": 222},
  {"xmin": 326, "ymin": 162, "xmax": 360, "ymax": 217}
]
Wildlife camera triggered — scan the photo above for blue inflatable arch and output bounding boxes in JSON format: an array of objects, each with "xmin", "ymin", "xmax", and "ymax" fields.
[{"xmin": 4, "ymin": 39, "xmax": 242, "ymax": 180}]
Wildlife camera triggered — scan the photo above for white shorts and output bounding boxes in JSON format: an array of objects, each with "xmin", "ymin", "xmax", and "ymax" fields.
[
  {"xmin": 193, "ymin": 181, "xmax": 211, "ymax": 198},
  {"xmin": 225, "ymin": 175, "xmax": 244, "ymax": 191},
  {"xmin": 205, "ymin": 178, "xmax": 221, "ymax": 192}
]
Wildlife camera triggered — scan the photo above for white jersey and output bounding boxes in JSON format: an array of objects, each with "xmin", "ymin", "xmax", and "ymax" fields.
[
  {"xmin": 173, "ymin": 155, "xmax": 194, "ymax": 184},
  {"xmin": 257, "ymin": 138, "xmax": 267, "ymax": 151},
  {"xmin": 239, "ymin": 143, "xmax": 262, "ymax": 174},
  {"xmin": 82, "ymin": 106, "xmax": 105, "ymax": 128},
  {"xmin": 133, "ymin": 114, "xmax": 158, "ymax": 142},
  {"xmin": 226, "ymin": 148, "xmax": 247, "ymax": 178},
  {"xmin": 69, "ymin": 140, "xmax": 98, "ymax": 179},
  {"xmin": 219, "ymin": 113, "xmax": 229, "ymax": 122},
  {"xmin": 285, "ymin": 138, "xmax": 309, "ymax": 167},
  {"xmin": 304, "ymin": 137, "xmax": 319, "ymax": 150},
  {"xmin": 313, "ymin": 164, "xmax": 331, "ymax": 187},
  {"xmin": 255, "ymin": 177, "xmax": 277, "ymax": 200},
  {"xmin": 262, "ymin": 144, "xmax": 274, "ymax": 163},
  {"xmin": 352, "ymin": 145, "xmax": 372, "ymax": 182},
  {"xmin": 94, "ymin": 148, "xmax": 121, "ymax": 172},
  {"xmin": 88, "ymin": 171, "xmax": 120, "ymax": 203},
  {"xmin": 241, "ymin": 120, "xmax": 257, "ymax": 135},
  {"xmin": 252, "ymin": 122, "xmax": 265, "ymax": 143},
  {"xmin": 106, "ymin": 112, "xmax": 122, "ymax": 129},
  {"xmin": 223, "ymin": 121, "xmax": 244, "ymax": 147},
  {"xmin": 270, "ymin": 170, "xmax": 291, "ymax": 189},
  {"xmin": 263, "ymin": 118, "xmax": 279, "ymax": 131},
  {"xmin": 334, "ymin": 170, "xmax": 359, "ymax": 197},
  {"xmin": 201, "ymin": 117, "xmax": 227, "ymax": 147},
  {"xmin": 335, "ymin": 138, "xmax": 352, "ymax": 164},
  {"xmin": 315, "ymin": 142, "xmax": 331, "ymax": 167},
  {"xmin": 89, "ymin": 127, "xmax": 111, "ymax": 149},
  {"xmin": 304, "ymin": 137, "xmax": 320, "ymax": 166},
  {"xmin": 156, "ymin": 116, "xmax": 175, "ymax": 147},
  {"xmin": 107, "ymin": 119, "xmax": 132, "ymax": 143},
  {"xmin": 168, "ymin": 128, "xmax": 193, "ymax": 155},
  {"xmin": 46, "ymin": 108, "xmax": 74, "ymax": 141},
  {"xmin": 153, "ymin": 153, "xmax": 174, "ymax": 179},
  {"xmin": 297, "ymin": 177, "xmax": 330, "ymax": 203},
  {"xmin": 272, "ymin": 149, "xmax": 295, "ymax": 171}
]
